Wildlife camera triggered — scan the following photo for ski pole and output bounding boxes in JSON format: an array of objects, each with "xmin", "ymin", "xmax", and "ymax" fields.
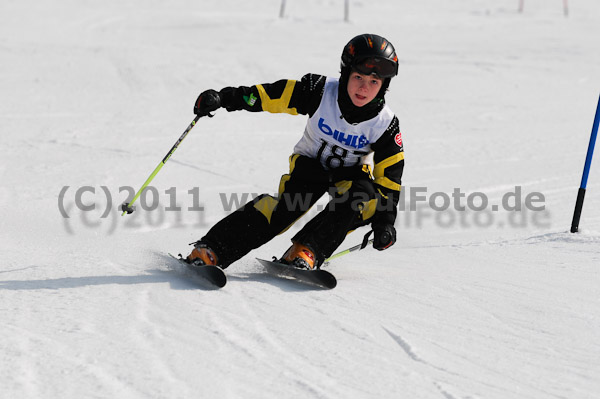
[
  {"xmin": 121, "ymin": 115, "xmax": 201, "ymax": 216},
  {"xmin": 570, "ymin": 93, "xmax": 600, "ymax": 232},
  {"xmin": 324, "ymin": 231, "xmax": 374, "ymax": 264}
]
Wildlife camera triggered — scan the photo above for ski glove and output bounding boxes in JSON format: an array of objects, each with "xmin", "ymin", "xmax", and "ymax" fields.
[
  {"xmin": 194, "ymin": 89, "xmax": 222, "ymax": 117},
  {"xmin": 373, "ymin": 224, "xmax": 396, "ymax": 251}
]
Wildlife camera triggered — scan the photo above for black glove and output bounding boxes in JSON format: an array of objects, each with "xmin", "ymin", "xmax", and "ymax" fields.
[
  {"xmin": 373, "ymin": 224, "xmax": 396, "ymax": 250},
  {"xmin": 194, "ymin": 89, "xmax": 222, "ymax": 117}
]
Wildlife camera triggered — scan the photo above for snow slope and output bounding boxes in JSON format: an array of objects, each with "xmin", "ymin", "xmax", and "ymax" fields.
[{"xmin": 1, "ymin": 0, "xmax": 600, "ymax": 398}]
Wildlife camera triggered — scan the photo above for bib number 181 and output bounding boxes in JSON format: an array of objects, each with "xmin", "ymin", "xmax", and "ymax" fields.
[{"xmin": 316, "ymin": 139, "xmax": 368, "ymax": 169}]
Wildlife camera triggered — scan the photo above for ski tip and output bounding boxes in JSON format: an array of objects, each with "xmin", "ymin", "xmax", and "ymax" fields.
[
  {"xmin": 168, "ymin": 252, "xmax": 227, "ymax": 288},
  {"xmin": 256, "ymin": 258, "xmax": 337, "ymax": 289}
]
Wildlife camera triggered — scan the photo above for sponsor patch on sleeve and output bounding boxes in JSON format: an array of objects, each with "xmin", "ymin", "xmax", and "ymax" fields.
[
  {"xmin": 394, "ymin": 132, "xmax": 403, "ymax": 147},
  {"xmin": 243, "ymin": 93, "xmax": 257, "ymax": 107}
]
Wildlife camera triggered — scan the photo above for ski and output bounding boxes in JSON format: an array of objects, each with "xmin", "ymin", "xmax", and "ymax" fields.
[
  {"xmin": 256, "ymin": 258, "xmax": 337, "ymax": 289},
  {"xmin": 168, "ymin": 253, "xmax": 227, "ymax": 288}
]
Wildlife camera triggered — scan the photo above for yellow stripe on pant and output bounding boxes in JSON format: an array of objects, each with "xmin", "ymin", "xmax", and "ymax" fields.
[{"xmin": 254, "ymin": 154, "xmax": 301, "ymax": 224}]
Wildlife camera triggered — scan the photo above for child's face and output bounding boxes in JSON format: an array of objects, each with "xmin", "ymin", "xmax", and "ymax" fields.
[{"xmin": 346, "ymin": 71, "xmax": 383, "ymax": 107}]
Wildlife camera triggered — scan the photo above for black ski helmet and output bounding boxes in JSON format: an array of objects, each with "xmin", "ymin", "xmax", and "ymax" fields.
[
  {"xmin": 341, "ymin": 33, "xmax": 399, "ymax": 79},
  {"xmin": 339, "ymin": 34, "xmax": 398, "ymax": 103}
]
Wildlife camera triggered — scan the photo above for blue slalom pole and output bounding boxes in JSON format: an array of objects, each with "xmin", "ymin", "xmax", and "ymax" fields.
[{"xmin": 570, "ymin": 94, "xmax": 600, "ymax": 233}]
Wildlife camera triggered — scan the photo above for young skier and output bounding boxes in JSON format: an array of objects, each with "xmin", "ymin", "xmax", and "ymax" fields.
[{"xmin": 186, "ymin": 33, "xmax": 404, "ymax": 270}]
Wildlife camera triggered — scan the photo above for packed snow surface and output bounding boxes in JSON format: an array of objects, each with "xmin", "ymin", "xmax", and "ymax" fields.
[{"xmin": 1, "ymin": 0, "xmax": 600, "ymax": 398}]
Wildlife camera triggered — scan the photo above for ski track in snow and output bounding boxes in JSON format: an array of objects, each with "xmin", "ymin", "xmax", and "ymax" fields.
[{"xmin": 2, "ymin": 0, "xmax": 600, "ymax": 398}]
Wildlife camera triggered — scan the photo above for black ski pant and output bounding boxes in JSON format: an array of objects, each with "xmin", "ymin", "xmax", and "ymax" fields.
[{"xmin": 200, "ymin": 155, "xmax": 379, "ymax": 268}]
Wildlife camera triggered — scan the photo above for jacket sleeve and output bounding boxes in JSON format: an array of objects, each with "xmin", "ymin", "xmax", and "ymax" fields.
[
  {"xmin": 370, "ymin": 116, "xmax": 404, "ymax": 226},
  {"xmin": 218, "ymin": 73, "xmax": 326, "ymax": 116}
]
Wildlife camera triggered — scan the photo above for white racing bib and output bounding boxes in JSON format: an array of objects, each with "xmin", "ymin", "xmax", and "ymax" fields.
[{"xmin": 293, "ymin": 77, "xmax": 394, "ymax": 169}]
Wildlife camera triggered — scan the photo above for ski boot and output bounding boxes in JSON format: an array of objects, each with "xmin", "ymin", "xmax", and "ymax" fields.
[
  {"xmin": 186, "ymin": 243, "xmax": 219, "ymax": 267},
  {"xmin": 281, "ymin": 242, "xmax": 317, "ymax": 270}
]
